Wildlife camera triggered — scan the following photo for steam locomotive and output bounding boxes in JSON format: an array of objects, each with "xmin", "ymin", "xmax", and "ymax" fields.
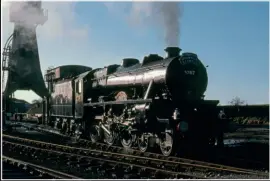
[{"xmin": 44, "ymin": 47, "xmax": 224, "ymax": 156}]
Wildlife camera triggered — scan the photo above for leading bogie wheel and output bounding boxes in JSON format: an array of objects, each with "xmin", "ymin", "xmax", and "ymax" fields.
[{"xmin": 159, "ymin": 132, "xmax": 175, "ymax": 156}]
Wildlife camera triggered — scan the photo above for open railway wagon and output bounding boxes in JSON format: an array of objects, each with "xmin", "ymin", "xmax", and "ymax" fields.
[{"xmin": 43, "ymin": 47, "xmax": 225, "ymax": 156}]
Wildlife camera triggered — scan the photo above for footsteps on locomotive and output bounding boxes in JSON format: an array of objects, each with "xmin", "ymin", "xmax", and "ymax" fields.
[{"xmin": 44, "ymin": 47, "xmax": 225, "ymax": 156}]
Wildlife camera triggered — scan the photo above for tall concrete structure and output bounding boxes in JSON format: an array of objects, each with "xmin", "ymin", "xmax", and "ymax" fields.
[
  {"xmin": 2, "ymin": 1, "xmax": 49, "ymax": 127},
  {"xmin": 2, "ymin": 1, "xmax": 48, "ymax": 98}
]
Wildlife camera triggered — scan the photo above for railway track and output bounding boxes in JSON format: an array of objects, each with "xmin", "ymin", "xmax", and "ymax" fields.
[
  {"xmin": 76, "ymin": 137, "xmax": 268, "ymax": 171},
  {"xmin": 3, "ymin": 138, "xmax": 200, "ymax": 179},
  {"xmin": 3, "ymin": 134, "xmax": 268, "ymax": 179},
  {"xmin": 33, "ymin": 125, "xmax": 269, "ymax": 171},
  {"xmin": 2, "ymin": 156, "xmax": 81, "ymax": 179},
  {"xmin": 5, "ymin": 124, "xmax": 268, "ymax": 171}
]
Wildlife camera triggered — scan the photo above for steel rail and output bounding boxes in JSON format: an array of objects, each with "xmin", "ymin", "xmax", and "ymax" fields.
[
  {"xmin": 2, "ymin": 140, "xmax": 201, "ymax": 179},
  {"xmin": 3, "ymin": 134, "xmax": 268, "ymax": 178},
  {"xmin": 33, "ymin": 125, "xmax": 267, "ymax": 172},
  {"xmin": 2, "ymin": 155, "xmax": 82, "ymax": 179},
  {"xmin": 77, "ymin": 138, "xmax": 267, "ymax": 173}
]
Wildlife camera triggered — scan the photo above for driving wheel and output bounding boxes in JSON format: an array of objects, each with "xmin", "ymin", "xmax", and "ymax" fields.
[
  {"xmin": 90, "ymin": 125, "xmax": 100, "ymax": 143},
  {"xmin": 138, "ymin": 134, "xmax": 149, "ymax": 152},
  {"xmin": 121, "ymin": 131, "xmax": 133, "ymax": 148},
  {"xmin": 104, "ymin": 129, "xmax": 115, "ymax": 146}
]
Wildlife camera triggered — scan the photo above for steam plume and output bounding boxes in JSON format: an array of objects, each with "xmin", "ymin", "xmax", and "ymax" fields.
[
  {"xmin": 2, "ymin": 1, "xmax": 90, "ymax": 49},
  {"xmin": 129, "ymin": 2, "xmax": 182, "ymax": 47}
]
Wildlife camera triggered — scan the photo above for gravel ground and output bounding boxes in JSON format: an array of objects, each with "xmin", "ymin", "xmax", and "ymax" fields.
[
  {"xmin": 3, "ymin": 126, "xmax": 71, "ymax": 145},
  {"xmin": 225, "ymin": 127, "xmax": 269, "ymax": 141},
  {"xmin": 3, "ymin": 121, "xmax": 269, "ymax": 179}
]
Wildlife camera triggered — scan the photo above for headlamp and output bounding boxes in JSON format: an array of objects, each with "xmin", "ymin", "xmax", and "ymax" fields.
[{"xmin": 178, "ymin": 121, "xmax": 188, "ymax": 132}]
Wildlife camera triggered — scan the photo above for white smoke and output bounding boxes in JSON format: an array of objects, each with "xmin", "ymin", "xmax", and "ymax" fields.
[
  {"xmin": 39, "ymin": 2, "xmax": 90, "ymax": 39},
  {"xmin": 1, "ymin": 1, "xmax": 90, "ymax": 45},
  {"xmin": 105, "ymin": 2, "xmax": 182, "ymax": 47},
  {"xmin": 129, "ymin": 2, "xmax": 182, "ymax": 47}
]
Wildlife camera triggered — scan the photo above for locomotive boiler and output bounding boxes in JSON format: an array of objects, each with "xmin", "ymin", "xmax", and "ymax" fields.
[
  {"xmin": 45, "ymin": 47, "xmax": 224, "ymax": 156},
  {"xmin": 89, "ymin": 47, "xmax": 207, "ymax": 102}
]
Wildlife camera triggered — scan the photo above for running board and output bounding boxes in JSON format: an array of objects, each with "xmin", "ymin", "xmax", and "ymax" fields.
[{"xmin": 84, "ymin": 99, "xmax": 152, "ymax": 107}]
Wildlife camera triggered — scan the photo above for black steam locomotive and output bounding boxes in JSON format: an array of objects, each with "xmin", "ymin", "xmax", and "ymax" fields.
[{"xmin": 44, "ymin": 47, "xmax": 224, "ymax": 156}]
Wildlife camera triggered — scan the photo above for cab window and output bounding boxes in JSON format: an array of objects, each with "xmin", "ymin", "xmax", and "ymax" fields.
[
  {"xmin": 78, "ymin": 80, "xmax": 82, "ymax": 93},
  {"xmin": 76, "ymin": 80, "xmax": 82, "ymax": 94}
]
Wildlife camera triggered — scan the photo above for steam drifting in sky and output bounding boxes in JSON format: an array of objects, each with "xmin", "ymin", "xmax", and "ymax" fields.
[
  {"xmin": 129, "ymin": 2, "xmax": 182, "ymax": 47},
  {"xmin": 2, "ymin": 1, "xmax": 90, "ymax": 45}
]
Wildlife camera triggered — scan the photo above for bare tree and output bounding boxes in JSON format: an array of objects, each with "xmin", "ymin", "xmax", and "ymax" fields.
[{"xmin": 229, "ymin": 96, "xmax": 247, "ymax": 106}]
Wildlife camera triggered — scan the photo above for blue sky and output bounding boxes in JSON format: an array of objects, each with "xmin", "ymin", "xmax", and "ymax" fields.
[{"xmin": 2, "ymin": 2, "xmax": 269, "ymax": 105}]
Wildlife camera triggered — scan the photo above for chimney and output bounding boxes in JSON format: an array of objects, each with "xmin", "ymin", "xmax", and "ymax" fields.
[{"xmin": 164, "ymin": 47, "xmax": 181, "ymax": 58}]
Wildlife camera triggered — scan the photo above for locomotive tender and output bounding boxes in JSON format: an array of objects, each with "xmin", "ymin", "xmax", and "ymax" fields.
[{"xmin": 44, "ymin": 47, "xmax": 224, "ymax": 156}]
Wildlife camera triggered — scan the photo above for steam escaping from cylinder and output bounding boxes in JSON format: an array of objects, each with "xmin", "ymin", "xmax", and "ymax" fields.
[{"xmin": 129, "ymin": 2, "xmax": 182, "ymax": 47}]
